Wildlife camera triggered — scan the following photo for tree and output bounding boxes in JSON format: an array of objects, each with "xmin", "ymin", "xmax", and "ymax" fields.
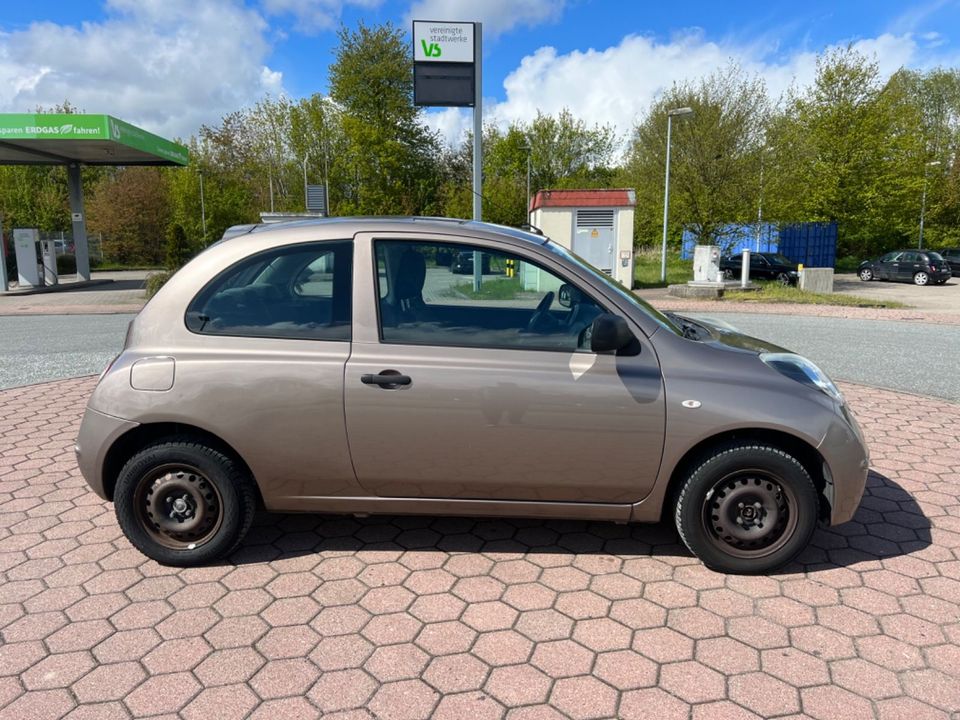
[
  {"xmin": 438, "ymin": 111, "xmax": 619, "ymax": 227},
  {"xmin": 329, "ymin": 22, "xmax": 442, "ymax": 215},
  {"xmin": 624, "ymin": 64, "xmax": 769, "ymax": 247},
  {"xmin": 165, "ymin": 222, "xmax": 192, "ymax": 270},
  {"xmin": 86, "ymin": 167, "xmax": 171, "ymax": 264},
  {"xmin": 766, "ymin": 48, "xmax": 927, "ymax": 257}
]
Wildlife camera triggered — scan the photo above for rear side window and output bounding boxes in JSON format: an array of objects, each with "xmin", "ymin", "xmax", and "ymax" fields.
[{"xmin": 185, "ymin": 242, "xmax": 352, "ymax": 341}]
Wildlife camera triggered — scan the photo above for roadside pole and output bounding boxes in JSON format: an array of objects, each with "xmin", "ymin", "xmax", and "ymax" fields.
[
  {"xmin": 472, "ymin": 22, "xmax": 483, "ymax": 292},
  {"xmin": 412, "ymin": 19, "xmax": 482, "ymax": 289},
  {"xmin": 0, "ymin": 212, "xmax": 7, "ymax": 293}
]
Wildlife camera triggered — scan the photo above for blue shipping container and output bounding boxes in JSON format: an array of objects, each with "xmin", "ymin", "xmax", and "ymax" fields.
[
  {"xmin": 681, "ymin": 224, "xmax": 778, "ymax": 259},
  {"xmin": 681, "ymin": 222, "xmax": 837, "ymax": 268},
  {"xmin": 778, "ymin": 223, "xmax": 837, "ymax": 268}
]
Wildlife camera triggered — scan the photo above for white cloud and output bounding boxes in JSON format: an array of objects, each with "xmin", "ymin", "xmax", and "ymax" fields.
[
  {"xmin": 0, "ymin": 0, "xmax": 283, "ymax": 140},
  {"xmin": 405, "ymin": 0, "xmax": 566, "ymax": 37},
  {"xmin": 425, "ymin": 30, "xmax": 935, "ymax": 149},
  {"xmin": 261, "ymin": 0, "xmax": 384, "ymax": 33}
]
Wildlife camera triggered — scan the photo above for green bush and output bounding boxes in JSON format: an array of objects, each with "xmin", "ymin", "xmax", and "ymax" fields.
[
  {"xmin": 165, "ymin": 223, "xmax": 192, "ymax": 270},
  {"xmin": 56, "ymin": 254, "xmax": 77, "ymax": 275},
  {"xmin": 145, "ymin": 270, "xmax": 172, "ymax": 298}
]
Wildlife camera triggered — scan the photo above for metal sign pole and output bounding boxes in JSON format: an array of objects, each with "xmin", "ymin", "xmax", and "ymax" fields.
[
  {"xmin": 472, "ymin": 23, "xmax": 483, "ymax": 293},
  {"xmin": 0, "ymin": 212, "xmax": 7, "ymax": 293}
]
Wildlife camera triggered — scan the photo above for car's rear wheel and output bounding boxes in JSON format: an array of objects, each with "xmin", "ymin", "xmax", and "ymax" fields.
[
  {"xmin": 674, "ymin": 443, "xmax": 819, "ymax": 574},
  {"xmin": 859, "ymin": 268, "xmax": 873, "ymax": 281},
  {"xmin": 914, "ymin": 271, "xmax": 930, "ymax": 286},
  {"xmin": 114, "ymin": 439, "xmax": 256, "ymax": 566},
  {"xmin": 723, "ymin": 268, "xmax": 734, "ymax": 280}
]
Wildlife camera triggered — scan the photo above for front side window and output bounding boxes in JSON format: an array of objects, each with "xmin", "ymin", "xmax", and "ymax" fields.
[
  {"xmin": 900, "ymin": 252, "xmax": 920, "ymax": 263},
  {"xmin": 375, "ymin": 240, "xmax": 605, "ymax": 352},
  {"xmin": 186, "ymin": 241, "xmax": 352, "ymax": 341},
  {"xmin": 880, "ymin": 252, "xmax": 901, "ymax": 263}
]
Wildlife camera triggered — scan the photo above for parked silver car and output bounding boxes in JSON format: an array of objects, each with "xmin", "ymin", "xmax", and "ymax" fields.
[{"xmin": 76, "ymin": 218, "xmax": 869, "ymax": 573}]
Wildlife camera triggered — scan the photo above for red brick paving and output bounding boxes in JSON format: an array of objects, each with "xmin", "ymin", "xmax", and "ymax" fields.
[{"xmin": 1, "ymin": 376, "xmax": 959, "ymax": 719}]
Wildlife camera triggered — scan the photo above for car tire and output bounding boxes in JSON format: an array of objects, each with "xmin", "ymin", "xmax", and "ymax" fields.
[
  {"xmin": 674, "ymin": 443, "xmax": 819, "ymax": 574},
  {"xmin": 914, "ymin": 272, "xmax": 929, "ymax": 286},
  {"xmin": 776, "ymin": 272, "xmax": 791, "ymax": 285},
  {"xmin": 859, "ymin": 268, "xmax": 873, "ymax": 281},
  {"xmin": 722, "ymin": 269, "xmax": 734, "ymax": 280},
  {"xmin": 114, "ymin": 438, "xmax": 257, "ymax": 567}
]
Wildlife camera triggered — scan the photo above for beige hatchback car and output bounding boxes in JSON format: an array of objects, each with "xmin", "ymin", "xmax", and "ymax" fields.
[{"xmin": 77, "ymin": 218, "xmax": 869, "ymax": 573}]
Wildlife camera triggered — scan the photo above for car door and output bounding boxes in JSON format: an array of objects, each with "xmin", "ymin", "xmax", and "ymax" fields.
[
  {"xmin": 344, "ymin": 233, "xmax": 666, "ymax": 505},
  {"xmin": 896, "ymin": 252, "xmax": 920, "ymax": 281},
  {"xmin": 750, "ymin": 253, "xmax": 770, "ymax": 279},
  {"xmin": 875, "ymin": 252, "xmax": 899, "ymax": 280}
]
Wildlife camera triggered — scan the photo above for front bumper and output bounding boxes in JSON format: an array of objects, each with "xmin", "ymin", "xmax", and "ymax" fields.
[
  {"xmin": 818, "ymin": 406, "xmax": 870, "ymax": 525},
  {"xmin": 75, "ymin": 407, "xmax": 139, "ymax": 500}
]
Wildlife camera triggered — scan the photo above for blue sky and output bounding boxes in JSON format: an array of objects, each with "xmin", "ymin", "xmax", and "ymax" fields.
[{"xmin": 0, "ymin": 0, "xmax": 957, "ymax": 143}]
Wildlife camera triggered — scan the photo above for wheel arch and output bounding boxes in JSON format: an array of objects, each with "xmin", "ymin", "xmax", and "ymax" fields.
[
  {"xmin": 659, "ymin": 428, "xmax": 831, "ymax": 524},
  {"xmin": 101, "ymin": 422, "xmax": 261, "ymax": 507}
]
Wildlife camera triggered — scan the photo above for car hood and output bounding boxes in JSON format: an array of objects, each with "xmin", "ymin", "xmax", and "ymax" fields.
[{"xmin": 677, "ymin": 314, "xmax": 791, "ymax": 354}]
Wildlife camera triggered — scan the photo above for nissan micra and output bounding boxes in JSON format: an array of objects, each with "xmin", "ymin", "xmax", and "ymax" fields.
[{"xmin": 76, "ymin": 218, "xmax": 869, "ymax": 573}]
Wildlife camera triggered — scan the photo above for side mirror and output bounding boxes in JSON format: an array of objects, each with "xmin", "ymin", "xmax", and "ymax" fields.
[
  {"xmin": 558, "ymin": 283, "xmax": 573, "ymax": 308},
  {"xmin": 590, "ymin": 314, "xmax": 634, "ymax": 353}
]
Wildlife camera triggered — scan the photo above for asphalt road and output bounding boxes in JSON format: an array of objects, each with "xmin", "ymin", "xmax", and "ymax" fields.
[
  {"xmin": 0, "ymin": 314, "xmax": 133, "ymax": 390},
  {"xmin": 0, "ymin": 312, "xmax": 957, "ymax": 402},
  {"xmin": 691, "ymin": 312, "xmax": 960, "ymax": 402}
]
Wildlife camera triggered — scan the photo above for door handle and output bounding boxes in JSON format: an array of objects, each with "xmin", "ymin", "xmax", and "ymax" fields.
[{"xmin": 361, "ymin": 372, "xmax": 411, "ymax": 387}]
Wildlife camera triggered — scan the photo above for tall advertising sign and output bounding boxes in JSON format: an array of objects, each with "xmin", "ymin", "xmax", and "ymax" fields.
[{"xmin": 413, "ymin": 20, "xmax": 482, "ymax": 229}]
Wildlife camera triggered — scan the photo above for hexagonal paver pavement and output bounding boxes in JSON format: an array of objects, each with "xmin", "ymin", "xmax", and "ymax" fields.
[{"xmin": 1, "ymin": 375, "xmax": 959, "ymax": 719}]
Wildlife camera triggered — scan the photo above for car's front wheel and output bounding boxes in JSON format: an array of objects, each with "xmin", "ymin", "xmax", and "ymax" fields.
[
  {"xmin": 914, "ymin": 271, "xmax": 930, "ymax": 286},
  {"xmin": 674, "ymin": 443, "xmax": 819, "ymax": 574},
  {"xmin": 722, "ymin": 268, "xmax": 734, "ymax": 280},
  {"xmin": 859, "ymin": 268, "xmax": 873, "ymax": 281},
  {"xmin": 114, "ymin": 438, "xmax": 257, "ymax": 566},
  {"xmin": 776, "ymin": 272, "xmax": 792, "ymax": 285}
]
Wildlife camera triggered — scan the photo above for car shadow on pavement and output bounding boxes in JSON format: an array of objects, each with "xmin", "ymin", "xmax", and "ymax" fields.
[
  {"xmin": 226, "ymin": 469, "xmax": 929, "ymax": 574},
  {"xmin": 79, "ymin": 279, "xmax": 146, "ymax": 291}
]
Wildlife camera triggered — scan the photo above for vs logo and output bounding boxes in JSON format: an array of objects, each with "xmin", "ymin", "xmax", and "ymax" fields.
[{"xmin": 420, "ymin": 40, "xmax": 442, "ymax": 57}]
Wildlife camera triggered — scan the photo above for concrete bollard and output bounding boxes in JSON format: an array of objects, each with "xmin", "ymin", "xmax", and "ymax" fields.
[{"xmin": 741, "ymin": 250, "xmax": 750, "ymax": 288}]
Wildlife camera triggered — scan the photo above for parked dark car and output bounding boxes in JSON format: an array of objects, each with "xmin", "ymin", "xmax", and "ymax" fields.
[
  {"xmin": 450, "ymin": 250, "xmax": 492, "ymax": 274},
  {"xmin": 858, "ymin": 250, "xmax": 952, "ymax": 285},
  {"xmin": 941, "ymin": 248, "xmax": 960, "ymax": 276},
  {"xmin": 720, "ymin": 252, "xmax": 799, "ymax": 285}
]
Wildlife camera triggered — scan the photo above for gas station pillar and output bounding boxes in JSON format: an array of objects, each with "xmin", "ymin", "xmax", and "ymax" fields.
[{"xmin": 67, "ymin": 163, "xmax": 91, "ymax": 281}]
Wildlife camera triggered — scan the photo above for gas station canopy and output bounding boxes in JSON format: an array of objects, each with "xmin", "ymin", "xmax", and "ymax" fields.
[
  {"xmin": 0, "ymin": 113, "xmax": 189, "ymax": 166},
  {"xmin": 0, "ymin": 114, "xmax": 189, "ymax": 288}
]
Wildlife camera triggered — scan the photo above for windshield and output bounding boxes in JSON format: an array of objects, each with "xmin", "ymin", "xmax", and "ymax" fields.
[{"xmin": 543, "ymin": 240, "xmax": 682, "ymax": 335}]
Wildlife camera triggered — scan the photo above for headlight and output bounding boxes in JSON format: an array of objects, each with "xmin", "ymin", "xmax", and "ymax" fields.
[{"xmin": 760, "ymin": 352, "xmax": 844, "ymax": 403}]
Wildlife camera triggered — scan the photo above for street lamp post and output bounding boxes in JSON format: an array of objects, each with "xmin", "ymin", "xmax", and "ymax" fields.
[
  {"xmin": 919, "ymin": 160, "xmax": 941, "ymax": 250},
  {"xmin": 198, "ymin": 169, "xmax": 207, "ymax": 245},
  {"xmin": 756, "ymin": 147, "xmax": 768, "ymax": 252},
  {"xmin": 661, "ymin": 107, "xmax": 694, "ymax": 283},
  {"xmin": 521, "ymin": 142, "xmax": 532, "ymax": 221},
  {"xmin": 302, "ymin": 151, "xmax": 310, "ymax": 212}
]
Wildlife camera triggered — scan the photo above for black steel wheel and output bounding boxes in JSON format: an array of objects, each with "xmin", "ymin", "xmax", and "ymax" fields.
[
  {"xmin": 114, "ymin": 438, "xmax": 256, "ymax": 566},
  {"xmin": 675, "ymin": 443, "xmax": 819, "ymax": 574}
]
